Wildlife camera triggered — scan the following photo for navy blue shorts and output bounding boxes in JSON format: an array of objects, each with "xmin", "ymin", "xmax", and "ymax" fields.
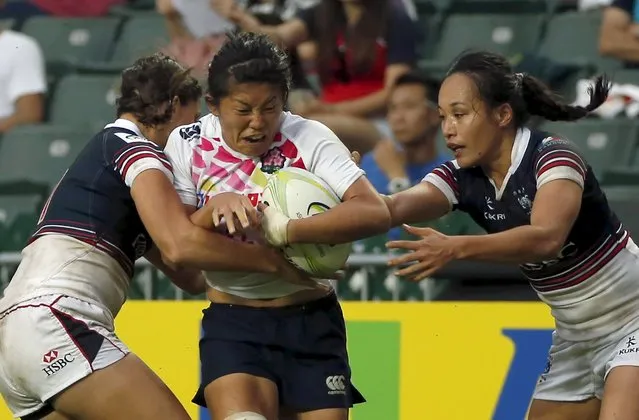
[{"xmin": 193, "ymin": 292, "xmax": 365, "ymax": 411}]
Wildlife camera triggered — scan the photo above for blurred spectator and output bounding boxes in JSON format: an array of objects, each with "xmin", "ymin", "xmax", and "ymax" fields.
[
  {"xmin": 157, "ymin": 0, "xmax": 232, "ymax": 79},
  {"xmin": 361, "ymin": 72, "xmax": 446, "ymax": 198},
  {"xmin": 212, "ymin": 0, "xmax": 419, "ymax": 154},
  {"xmin": 360, "ymin": 72, "xmax": 446, "ymax": 239},
  {"xmin": 0, "ymin": 0, "xmax": 123, "ymax": 24},
  {"xmin": 599, "ymin": 0, "xmax": 639, "ymax": 67},
  {"xmin": 579, "ymin": 0, "xmax": 612, "ymax": 10},
  {"xmin": 0, "ymin": 18, "xmax": 46, "ymax": 133}
]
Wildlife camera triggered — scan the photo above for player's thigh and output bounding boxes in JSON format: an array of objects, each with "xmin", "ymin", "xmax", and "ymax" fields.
[
  {"xmin": 598, "ymin": 324, "xmax": 639, "ymax": 420},
  {"xmin": 530, "ymin": 332, "xmax": 599, "ymax": 420},
  {"xmin": 599, "ymin": 366, "xmax": 639, "ymax": 420},
  {"xmin": 196, "ymin": 302, "xmax": 281, "ymax": 419},
  {"xmin": 277, "ymin": 295, "xmax": 365, "ymax": 416},
  {"xmin": 0, "ymin": 295, "xmax": 129, "ymax": 419},
  {"xmin": 52, "ymin": 353, "xmax": 189, "ymax": 420},
  {"xmin": 203, "ymin": 373, "xmax": 278, "ymax": 420},
  {"xmin": 528, "ymin": 399, "xmax": 600, "ymax": 420}
]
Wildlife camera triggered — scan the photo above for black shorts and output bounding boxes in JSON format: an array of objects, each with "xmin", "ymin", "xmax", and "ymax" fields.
[{"xmin": 193, "ymin": 292, "xmax": 365, "ymax": 411}]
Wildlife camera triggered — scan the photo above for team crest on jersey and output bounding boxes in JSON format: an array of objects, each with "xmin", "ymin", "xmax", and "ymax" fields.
[
  {"xmin": 260, "ymin": 147, "xmax": 286, "ymax": 174},
  {"xmin": 539, "ymin": 136, "xmax": 568, "ymax": 151},
  {"xmin": 513, "ymin": 187, "xmax": 532, "ymax": 214},
  {"xmin": 179, "ymin": 123, "xmax": 201, "ymax": 142}
]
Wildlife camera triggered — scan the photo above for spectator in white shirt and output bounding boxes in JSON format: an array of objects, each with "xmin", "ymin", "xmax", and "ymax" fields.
[{"xmin": 0, "ymin": 27, "xmax": 46, "ymax": 133}]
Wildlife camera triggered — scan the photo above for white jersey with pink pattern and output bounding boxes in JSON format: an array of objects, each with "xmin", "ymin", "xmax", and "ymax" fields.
[{"xmin": 164, "ymin": 112, "xmax": 364, "ymax": 299}]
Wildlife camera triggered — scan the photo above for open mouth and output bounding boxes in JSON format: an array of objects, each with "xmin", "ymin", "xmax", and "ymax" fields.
[
  {"xmin": 448, "ymin": 144, "xmax": 464, "ymax": 157},
  {"xmin": 243, "ymin": 134, "xmax": 266, "ymax": 143}
]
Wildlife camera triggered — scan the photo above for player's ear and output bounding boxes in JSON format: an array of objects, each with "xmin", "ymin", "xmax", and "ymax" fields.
[{"xmin": 494, "ymin": 103, "xmax": 513, "ymax": 128}]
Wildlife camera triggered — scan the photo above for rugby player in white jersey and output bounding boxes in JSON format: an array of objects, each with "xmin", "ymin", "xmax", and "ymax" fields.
[
  {"xmin": 0, "ymin": 53, "xmax": 310, "ymax": 420},
  {"xmin": 164, "ymin": 32, "xmax": 391, "ymax": 420},
  {"xmin": 384, "ymin": 50, "xmax": 639, "ymax": 420}
]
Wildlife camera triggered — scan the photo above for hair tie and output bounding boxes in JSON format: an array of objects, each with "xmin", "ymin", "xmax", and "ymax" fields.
[{"xmin": 514, "ymin": 72, "xmax": 525, "ymax": 91}]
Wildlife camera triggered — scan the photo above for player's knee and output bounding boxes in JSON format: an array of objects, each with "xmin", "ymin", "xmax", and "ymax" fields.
[{"xmin": 224, "ymin": 412, "xmax": 267, "ymax": 420}]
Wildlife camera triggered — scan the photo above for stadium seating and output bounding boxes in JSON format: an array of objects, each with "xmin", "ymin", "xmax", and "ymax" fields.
[
  {"xmin": 49, "ymin": 74, "xmax": 120, "ymax": 128},
  {"xmin": 419, "ymin": 13, "xmax": 545, "ymax": 74},
  {"xmin": 538, "ymin": 118, "xmax": 639, "ymax": 178},
  {"xmin": 107, "ymin": 15, "xmax": 169, "ymax": 71},
  {"xmin": 21, "ymin": 16, "xmax": 121, "ymax": 77},
  {"xmin": 538, "ymin": 11, "xmax": 620, "ymax": 73},
  {"xmin": 0, "ymin": 124, "xmax": 92, "ymax": 192},
  {"xmin": 0, "ymin": 194, "xmax": 42, "ymax": 251}
]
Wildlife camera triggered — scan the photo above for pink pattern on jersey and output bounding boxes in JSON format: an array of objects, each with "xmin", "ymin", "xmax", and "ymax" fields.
[
  {"xmin": 200, "ymin": 137, "xmax": 215, "ymax": 151},
  {"xmin": 192, "ymin": 149, "xmax": 206, "ymax": 169},
  {"xmin": 290, "ymin": 158, "xmax": 306, "ymax": 169},
  {"xmin": 279, "ymin": 138, "xmax": 299, "ymax": 159},
  {"xmin": 214, "ymin": 146, "xmax": 242, "ymax": 163},
  {"xmin": 238, "ymin": 159, "xmax": 257, "ymax": 176},
  {"xmin": 227, "ymin": 171, "xmax": 247, "ymax": 190},
  {"xmin": 190, "ymin": 129, "xmax": 308, "ymax": 200}
]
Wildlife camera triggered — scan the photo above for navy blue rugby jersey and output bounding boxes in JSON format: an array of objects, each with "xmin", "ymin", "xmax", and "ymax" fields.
[
  {"xmin": 424, "ymin": 127, "xmax": 628, "ymax": 293},
  {"xmin": 29, "ymin": 119, "xmax": 174, "ymax": 276}
]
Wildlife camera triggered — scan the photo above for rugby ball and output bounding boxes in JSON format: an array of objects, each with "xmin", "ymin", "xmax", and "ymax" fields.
[{"xmin": 261, "ymin": 167, "xmax": 351, "ymax": 277}]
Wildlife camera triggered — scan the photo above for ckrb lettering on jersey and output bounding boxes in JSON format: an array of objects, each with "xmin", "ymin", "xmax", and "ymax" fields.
[{"xmin": 483, "ymin": 196, "xmax": 506, "ymax": 221}]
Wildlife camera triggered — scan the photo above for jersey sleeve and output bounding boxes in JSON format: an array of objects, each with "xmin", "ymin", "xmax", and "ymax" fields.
[
  {"xmin": 534, "ymin": 137, "xmax": 587, "ymax": 190},
  {"xmin": 422, "ymin": 161, "xmax": 460, "ymax": 206},
  {"xmin": 164, "ymin": 125, "xmax": 198, "ymax": 207},
  {"xmin": 111, "ymin": 132, "xmax": 174, "ymax": 189},
  {"xmin": 299, "ymin": 120, "xmax": 365, "ymax": 199}
]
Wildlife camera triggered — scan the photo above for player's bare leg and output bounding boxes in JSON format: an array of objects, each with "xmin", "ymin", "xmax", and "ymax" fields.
[
  {"xmin": 599, "ymin": 366, "xmax": 639, "ymax": 420},
  {"xmin": 528, "ymin": 398, "xmax": 600, "ymax": 420},
  {"xmin": 50, "ymin": 353, "xmax": 190, "ymax": 420},
  {"xmin": 204, "ymin": 373, "xmax": 278, "ymax": 420}
]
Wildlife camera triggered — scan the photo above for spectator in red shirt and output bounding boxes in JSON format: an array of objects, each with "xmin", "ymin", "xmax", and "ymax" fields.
[{"xmin": 0, "ymin": 0, "xmax": 123, "ymax": 22}]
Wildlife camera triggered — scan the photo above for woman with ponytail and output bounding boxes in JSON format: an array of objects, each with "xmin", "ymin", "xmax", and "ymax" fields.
[{"xmin": 382, "ymin": 50, "xmax": 639, "ymax": 419}]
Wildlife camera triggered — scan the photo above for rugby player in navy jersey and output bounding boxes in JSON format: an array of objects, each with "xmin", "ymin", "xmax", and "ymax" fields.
[
  {"xmin": 0, "ymin": 53, "xmax": 313, "ymax": 420},
  {"xmin": 384, "ymin": 50, "xmax": 639, "ymax": 419}
]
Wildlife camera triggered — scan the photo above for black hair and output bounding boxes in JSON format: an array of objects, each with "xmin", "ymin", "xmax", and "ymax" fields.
[
  {"xmin": 206, "ymin": 32, "xmax": 291, "ymax": 105},
  {"xmin": 445, "ymin": 50, "xmax": 611, "ymax": 127},
  {"xmin": 393, "ymin": 71, "xmax": 440, "ymax": 104},
  {"xmin": 117, "ymin": 53, "xmax": 202, "ymax": 126},
  {"xmin": 246, "ymin": 12, "xmax": 314, "ymax": 92}
]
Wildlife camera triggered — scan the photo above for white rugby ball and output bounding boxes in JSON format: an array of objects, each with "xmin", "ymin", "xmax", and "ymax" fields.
[{"xmin": 261, "ymin": 167, "xmax": 351, "ymax": 277}]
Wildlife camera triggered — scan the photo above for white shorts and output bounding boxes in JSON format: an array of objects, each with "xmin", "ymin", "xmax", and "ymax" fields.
[
  {"xmin": 534, "ymin": 318, "xmax": 639, "ymax": 401},
  {"xmin": 0, "ymin": 294, "xmax": 129, "ymax": 418}
]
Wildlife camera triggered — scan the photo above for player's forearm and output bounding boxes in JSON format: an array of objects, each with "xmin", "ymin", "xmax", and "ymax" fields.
[
  {"xmin": 189, "ymin": 205, "xmax": 214, "ymax": 229},
  {"xmin": 167, "ymin": 225, "xmax": 279, "ymax": 273},
  {"xmin": 287, "ymin": 197, "xmax": 391, "ymax": 244},
  {"xmin": 145, "ymin": 246, "xmax": 206, "ymax": 294},
  {"xmin": 384, "ymin": 188, "xmax": 450, "ymax": 227},
  {"xmin": 451, "ymin": 225, "xmax": 564, "ymax": 264}
]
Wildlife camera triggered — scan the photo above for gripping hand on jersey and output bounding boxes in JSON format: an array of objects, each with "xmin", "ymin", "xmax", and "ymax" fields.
[
  {"xmin": 257, "ymin": 202, "xmax": 290, "ymax": 247},
  {"xmin": 209, "ymin": 192, "xmax": 260, "ymax": 235},
  {"xmin": 386, "ymin": 225, "xmax": 456, "ymax": 281}
]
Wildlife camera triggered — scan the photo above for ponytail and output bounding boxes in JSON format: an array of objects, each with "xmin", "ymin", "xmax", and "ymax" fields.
[{"xmin": 520, "ymin": 74, "xmax": 611, "ymax": 122}]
